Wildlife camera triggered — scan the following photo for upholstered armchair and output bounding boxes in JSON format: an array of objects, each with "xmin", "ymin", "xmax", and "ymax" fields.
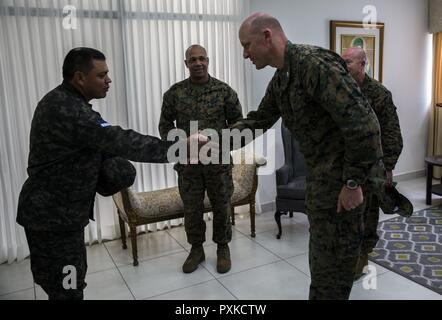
[
  {"xmin": 112, "ymin": 150, "xmax": 266, "ymax": 266},
  {"xmin": 275, "ymin": 123, "xmax": 307, "ymax": 239}
]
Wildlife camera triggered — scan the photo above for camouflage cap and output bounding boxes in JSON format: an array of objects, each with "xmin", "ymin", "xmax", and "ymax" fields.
[
  {"xmin": 96, "ymin": 157, "xmax": 136, "ymax": 197},
  {"xmin": 380, "ymin": 185, "xmax": 413, "ymax": 218}
]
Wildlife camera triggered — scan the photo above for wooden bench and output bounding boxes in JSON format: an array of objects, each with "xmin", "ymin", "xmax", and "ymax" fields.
[{"xmin": 112, "ymin": 151, "xmax": 266, "ymax": 266}]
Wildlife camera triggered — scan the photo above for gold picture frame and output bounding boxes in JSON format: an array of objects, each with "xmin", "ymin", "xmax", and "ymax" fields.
[{"xmin": 330, "ymin": 20, "xmax": 384, "ymax": 82}]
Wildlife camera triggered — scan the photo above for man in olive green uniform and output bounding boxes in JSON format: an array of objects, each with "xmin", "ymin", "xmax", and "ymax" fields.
[
  {"xmin": 159, "ymin": 45, "xmax": 243, "ymax": 274},
  {"xmin": 16, "ymin": 48, "xmax": 204, "ymax": 299},
  {"xmin": 342, "ymin": 47, "xmax": 403, "ymax": 277},
  {"xmin": 234, "ymin": 13, "xmax": 384, "ymax": 299}
]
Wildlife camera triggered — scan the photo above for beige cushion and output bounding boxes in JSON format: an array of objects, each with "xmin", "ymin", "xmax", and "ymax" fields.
[{"xmin": 113, "ymin": 151, "xmax": 266, "ymax": 220}]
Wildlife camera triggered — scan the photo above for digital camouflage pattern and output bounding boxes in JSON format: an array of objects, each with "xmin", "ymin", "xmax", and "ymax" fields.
[
  {"xmin": 159, "ymin": 76, "xmax": 243, "ymax": 245},
  {"xmin": 308, "ymin": 202, "xmax": 366, "ymax": 299},
  {"xmin": 25, "ymin": 228, "xmax": 87, "ymax": 300},
  {"xmin": 17, "ymin": 81, "xmax": 173, "ymax": 232},
  {"xmin": 360, "ymin": 73, "xmax": 403, "ymax": 255},
  {"xmin": 17, "ymin": 80, "xmax": 175, "ymax": 299},
  {"xmin": 231, "ymin": 42, "xmax": 383, "ymax": 211},
  {"xmin": 361, "ymin": 74, "xmax": 403, "ymax": 171},
  {"xmin": 230, "ymin": 42, "xmax": 383, "ymax": 299},
  {"xmin": 159, "ymin": 77, "xmax": 243, "ymax": 138},
  {"xmin": 178, "ymin": 164, "xmax": 234, "ymax": 245},
  {"xmin": 361, "ymin": 194, "xmax": 380, "ymax": 254},
  {"xmin": 96, "ymin": 156, "xmax": 136, "ymax": 197}
]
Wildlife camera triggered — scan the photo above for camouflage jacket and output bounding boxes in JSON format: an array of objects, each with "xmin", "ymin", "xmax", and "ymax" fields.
[
  {"xmin": 159, "ymin": 76, "xmax": 243, "ymax": 139},
  {"xmin": 159, "ymin": 76, "xmax": 243, "ymax": 167},
  {"xmin": 361, "ymin": 74, "xmax": 403, "ymax": 171},
  {"xmin": 231, "ymin": 42, "xmax": 383, "ymax": 210},
  {"xmin": 17, "ymin": 81, "xmax": 173, "ymax": 231}
]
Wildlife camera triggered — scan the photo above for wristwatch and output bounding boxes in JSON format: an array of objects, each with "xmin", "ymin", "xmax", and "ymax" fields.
[{"xmin": 345, "ymin": 179, "xmax": 359, "ymax": 190}]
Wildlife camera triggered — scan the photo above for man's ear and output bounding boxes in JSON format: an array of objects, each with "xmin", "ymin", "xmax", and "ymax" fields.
[
  {"xmin": 263, "ymin": 28, "xmax": 272, "ymax": 41},
  {"xmin": 72, "ymin": 70, "xmax": 85, "ymax": 86},
  {"xmin": 184, "ymin": 60, "xmax": 189, "ymax": 68}
]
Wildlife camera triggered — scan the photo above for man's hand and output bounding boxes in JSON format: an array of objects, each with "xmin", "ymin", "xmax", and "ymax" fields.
[
  {"xmin": 187, "ymin": 132, "xmax": 219, "ymax": 164},
  {"xmin": 337, "ymin": 185, "xmax": 363, "ymax": 213},
  {"xmin": 385, "ymin": 170, "xmax": 393, "ymax": 188},
  {"xmin": 187, "ymin": 131, "xmax": 209, "ymax": 146}
]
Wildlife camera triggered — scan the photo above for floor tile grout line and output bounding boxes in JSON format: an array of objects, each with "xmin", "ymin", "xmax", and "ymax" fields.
[
  {"xmin": 101, "ymin": 218, "xmax": 302, "ymax": 291},
  {"xmin": 214, "ymin": 259, "xmax": 286, "ymax": 281},
  {"xmin": 102, "ymin": 242, "xmax": 137, "ymax": 300},
  {"xmin": 0, "ymin": 285, "xmax": 36, "ymax": 299},
  {"xmin": 160, "ymin": 230, "xmax": 281, "ymax": 289},
  {"xmin": 165, "ymin": 228, "xmax": 193, "ymax": 252},
  {"xmin": 213, "ymin": 278, "xmax": 239, "ymax": 300},
  {"xmin": 244, "ymin": 233, "xmax": 292, "ymax": 261},
  {"xmin": 113, "ymin": 249, "xmax": 187, "ymax": 268},
  {"xmin": 103, "ymin": 228, "xmax": 188, "ymax": 268},
  {"xmin": 103, "ymin": 231, "xmax": 229, "ymax": 300},
  {"xmin": 162, "ymin": 227, "xmax": 238, "ymax": 300},
  {"xmin": 4, "ymin": 179, "xmax": 440, "ymax": 301},
  {"xmin": 141, "ymin": 278, "xmax": 224, "ymax": 300},
  {"xmin": 283, "ymin": 258, "xmax": 311, "ymax": 278}
]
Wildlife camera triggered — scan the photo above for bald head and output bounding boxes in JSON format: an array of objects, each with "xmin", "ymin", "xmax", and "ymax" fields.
[
  {"xmin": 342, "ymin": 47, "xmax": 367, "ymax": 64},
  {"xmin": 185, "ymin": 44, "xmax": 207, "ymax": 60},
  {"xmin": 239, "ymin": 12, "xmax": 288, "ymax": 70},
  {"xmin": 342, "ymin": 46, "xmax": 367, "ymax": 85},
  {"xmin": 240, "ymin": 12, "xmax": 284, "ymax": 35}
]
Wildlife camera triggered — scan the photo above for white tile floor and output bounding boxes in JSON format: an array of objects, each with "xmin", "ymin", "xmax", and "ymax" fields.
[{"xmin": 1, "ymin": 177, "xmax": 441, "ymax": 300}]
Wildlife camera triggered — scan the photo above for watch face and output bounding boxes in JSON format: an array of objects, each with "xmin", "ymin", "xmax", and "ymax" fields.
[{"xmin": 347, "ymin": 180, "xmax": 358, "ymax": 189}]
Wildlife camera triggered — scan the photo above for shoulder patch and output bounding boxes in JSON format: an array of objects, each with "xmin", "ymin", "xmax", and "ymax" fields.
[{"xmin": 98, "ymin": 118, "xmax": 111, "ymax": 127}]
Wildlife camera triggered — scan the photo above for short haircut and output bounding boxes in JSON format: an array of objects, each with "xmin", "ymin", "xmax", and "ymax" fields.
[
  {"xmin": 185, "ymin": 44, "xmax": 207, "ymax": 60},
  {"xmin": 62, "ymin": 47, "xmax": 106, "ymax": 80}
]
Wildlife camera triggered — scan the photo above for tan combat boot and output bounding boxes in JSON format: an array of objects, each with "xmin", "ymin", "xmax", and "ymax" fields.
[
  {"xmin": 216, "ymin": 244, "xmax": 231, "ymax": 274},
  {"xmin": 182, "ymin": 245, "xmax": 205, "ymax": 273}
]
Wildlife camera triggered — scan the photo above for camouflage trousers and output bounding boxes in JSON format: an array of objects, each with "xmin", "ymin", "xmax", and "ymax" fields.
[
  {"xmin": 360, "ymin": 162, "xmax": 385, "ymax": 254},
  {"xmin": 307, "ymin": 193, "xmax": 372, "ymax": 300},
  {"xmin": 177, "ymin": 164, "xmax": 234, "ymax": 246},
  {"xmin": 25, "ymin": 228, "xmax": 87, "ymax": 300},
  {"xmin": 361, "ymin": 194, "xmax": 380, "ymax": 254}
]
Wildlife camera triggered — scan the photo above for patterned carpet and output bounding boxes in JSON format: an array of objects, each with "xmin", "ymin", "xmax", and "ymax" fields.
[{"xmin": 368, "ymin": 205, "xmax": 442, "ymax": 295}]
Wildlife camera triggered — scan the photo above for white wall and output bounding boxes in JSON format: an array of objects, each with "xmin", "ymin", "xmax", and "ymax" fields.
[{"xmin": 250, "ymin": 0, "xmax": 433, "ymax": 207}]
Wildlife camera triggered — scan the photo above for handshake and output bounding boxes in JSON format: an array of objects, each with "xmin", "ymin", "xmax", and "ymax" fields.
[{"xmin": 185, "ymin": 131, "xmax": 220, "ymax": 164}]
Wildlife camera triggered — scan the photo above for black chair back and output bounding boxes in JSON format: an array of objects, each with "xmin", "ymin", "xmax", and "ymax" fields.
[{"xmin": 281, "ymin": 123, "xmax": 307, "ymax": 178}]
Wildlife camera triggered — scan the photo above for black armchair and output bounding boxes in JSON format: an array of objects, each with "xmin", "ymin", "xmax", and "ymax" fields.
[{"xmin": 275, "ymin": 123, "xmax": 307, "ymax": 239}]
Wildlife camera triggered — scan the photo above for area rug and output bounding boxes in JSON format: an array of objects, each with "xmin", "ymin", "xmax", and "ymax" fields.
[{"xmin": 368, "ymin": 205, "xmax": 442, "ymax": 295}]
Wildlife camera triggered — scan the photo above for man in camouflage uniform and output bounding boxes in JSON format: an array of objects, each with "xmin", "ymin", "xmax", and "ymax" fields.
[
  {"xmin": 342, "ymin": 47, "xmax": 403, "ymax": 278},
  {"xmin": 159, "ymin": 45, "xmax": 243, "ymax": 274},
  {"xmin": 16, "ymin": 47, "xmax": 204, "ymax": 299},
  {"xmin": 234, "ymin": 13, "xmax": 383, "ymax": 299}
]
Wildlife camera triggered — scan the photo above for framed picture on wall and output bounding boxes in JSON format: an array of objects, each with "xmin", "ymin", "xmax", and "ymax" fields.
[{"xmin": 330, "ymin": 20, "xmax": 384, "ymax": 82}]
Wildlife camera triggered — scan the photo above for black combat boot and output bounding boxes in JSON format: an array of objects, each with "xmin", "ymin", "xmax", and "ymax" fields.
[
  {"xmin": 216, "ymin": 243, "xmax": 231, "ymax": 274},
  {"xmin": 182, "ymin": 245, "xmax": 205, "ymax": 273}
]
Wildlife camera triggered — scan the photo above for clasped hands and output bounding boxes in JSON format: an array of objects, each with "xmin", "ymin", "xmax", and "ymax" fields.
[{"xmin": 186, "ymin": 131, "xmax": 220, "ymax": 164}]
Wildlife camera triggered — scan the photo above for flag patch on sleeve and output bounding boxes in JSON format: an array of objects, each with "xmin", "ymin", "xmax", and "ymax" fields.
[{"xmin": 98, "ymin": 118, "xmax": 111, "ymax": 127}]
